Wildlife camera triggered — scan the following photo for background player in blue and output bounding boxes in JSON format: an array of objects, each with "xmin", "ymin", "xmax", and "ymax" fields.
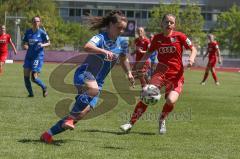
[
  {"xmin": 149, "ymin": 33, "xmax": 158, "ymax": 76},
  {"xmin": 22, "ymin": 16, "xmax": 50, "ymax": 97},
  {"xmin": 40, "ymin": 10, "xmax": 135, "ymax": 144}
]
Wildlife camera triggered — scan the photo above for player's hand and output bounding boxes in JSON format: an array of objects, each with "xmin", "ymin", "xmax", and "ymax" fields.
[
  {"xmin": 127, "ymin": 71, "xmax": 135, "ymax": 88},
  {"xmin": 23, "ymin": 44, "xmax": 28, "ymax": 50},
  {"xmin": 218, "ymin": 60, "xmax": 222, "ymax": 65},
  {"xmin": 187, "ymin": 59, "xmax": 194, "ymax": 68},
  {"xmin": 104, "ymin": 51, "xmax": 116, "ymax": 61}
]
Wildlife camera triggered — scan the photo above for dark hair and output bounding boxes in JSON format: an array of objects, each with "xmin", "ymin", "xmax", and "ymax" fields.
[
  {"xmin": 32, "ymin": 16, "xmax": 41, "ymax": 22},
  {"xmin": 89, "ymin": 10, "xmax": 127, "ymax": 30}
]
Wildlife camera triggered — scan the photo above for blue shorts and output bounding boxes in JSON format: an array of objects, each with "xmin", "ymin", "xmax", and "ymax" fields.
[
  {"xmin": 23, "ymin": 56, "xmax": 44, "ymax": 72},
  {"xmin": 74, "ymin": 64, "xmax": 102, "ymax": 108}
]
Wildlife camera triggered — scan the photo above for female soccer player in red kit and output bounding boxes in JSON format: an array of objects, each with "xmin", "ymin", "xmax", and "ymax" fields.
[
  {"xmin": 120, "ymin": 14, "xmax": 197, "ymax": 134},
  {"xmin": 201, "ymin": 34, "xmax": 222, "ymax": 85},
  {"xmin": 0, "ymin": 25, "xmax": 17, "ymax": 75},
  {"xmin": 131, "ymin": 27, "xmax": 150, "ymax": 87}
]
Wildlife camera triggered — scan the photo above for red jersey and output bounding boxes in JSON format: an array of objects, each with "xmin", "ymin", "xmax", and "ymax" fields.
[
  {"xmin": 149, "ymin": 31, "xmax": 193, "ymax": 80},
  {"xmin": 0, "ymin": 33, "xmax": 11, "ymax": 54},
  {"xmin": 207, "ymin": 41, "xmax": 219, "ymax": 60},
  {"xmin": 134, "ymin": 37, "xmax": 150, "ymax": 62}
]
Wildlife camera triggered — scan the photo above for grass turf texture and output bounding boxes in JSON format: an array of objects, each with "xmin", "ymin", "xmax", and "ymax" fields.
[{"xmin": 0, "ymin": 63, "xmax": 240, "ymax": 159}]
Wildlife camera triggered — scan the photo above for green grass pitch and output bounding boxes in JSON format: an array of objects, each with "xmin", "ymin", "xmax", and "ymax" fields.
[{"xmin": 0, "ymin": 63, "xmax": 240, "ymax": 159}]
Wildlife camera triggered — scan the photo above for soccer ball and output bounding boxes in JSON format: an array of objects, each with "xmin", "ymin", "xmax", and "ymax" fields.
[{"xmin": 140, "ymin": 84, "xmax": 161, "ymax": 105}]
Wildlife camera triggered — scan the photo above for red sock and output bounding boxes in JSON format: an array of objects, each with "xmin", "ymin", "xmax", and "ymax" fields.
[
  {"xmin": 211, "ymin": 71, "xmax": 218, "ymax": 82},
  {"xmin": 159, "ymin": 103, "xmax": 174, "ymax": 121},
  {"xmin": 202, "ymin": 72, "xmax": 209, "ymax": 82},
  {"xmin": 130, "ymin": 101, "xmax": 148, "ymax": 125}
]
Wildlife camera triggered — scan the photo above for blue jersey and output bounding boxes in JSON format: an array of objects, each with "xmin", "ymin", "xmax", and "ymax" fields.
[
  {"xmin": 23, "ymin": 28, "xmax": 49, "ymax": 58},
  {"xmin": 149, "ymin": 51, "xmax": 158, "ymax": 64},
  {"xmin": 79, "ymin": 32, "xmax": 129, "ymax": 87}
]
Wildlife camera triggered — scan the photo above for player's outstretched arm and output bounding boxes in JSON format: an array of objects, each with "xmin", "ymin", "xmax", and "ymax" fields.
[
  {"xmin": 188, "ymin": 45, "xmax": 197, "ymax": 67},
  {"xmin": 39, "ymin": 40, "xmax": 50, "ymax": 48},
  {"xmin": 203, "ymin": 45, "xmax": 209, "ymax": 61},
  {"xmin": 9, "ymin": 38, "xmax": 17, "ymax": 55},
  {"xmin": 217, "ymin": 48, "xmax": 222, "ymax": 64},
  {"xmin": 119, "ymin": 54, "xmax": 135, "ymax": 87},
  {"xmin": 84, "ymin": 42, "xmax": 115, "ymax": 60}
]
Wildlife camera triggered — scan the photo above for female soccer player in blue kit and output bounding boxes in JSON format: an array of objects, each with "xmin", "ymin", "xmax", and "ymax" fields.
[
  {"xmin": 40, "ymin": 10, "xmax": 135, "ymax": 143},
  {"xmin": 23, "ymin": 16, "xmax": 50, "ymax": 97}
]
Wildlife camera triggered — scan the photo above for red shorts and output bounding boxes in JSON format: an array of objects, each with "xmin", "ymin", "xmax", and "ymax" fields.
[
  {"xmin": 150, "ymin": 72, "xmax": 184, "ymax": 98},
  {"xmin": 208, "ymin": 58, "xmax": 217, "ymax": 67},
  {"xmin": 0, "ymin": 52, "xmax": 8, "ymax": 62}
]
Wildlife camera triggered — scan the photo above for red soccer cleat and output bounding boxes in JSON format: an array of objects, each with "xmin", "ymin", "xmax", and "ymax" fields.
[
  {"xmin": 62, "ymin": 117, "xmax": 75, "ymax": 130},
  {"xmin": 40, "ymin": 131, "xmax": 53, "ymax": 144}
]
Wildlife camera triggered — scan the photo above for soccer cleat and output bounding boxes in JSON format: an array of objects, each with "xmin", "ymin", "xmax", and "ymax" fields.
[
  {"xmin": 159, "ymin": 120, "xmax": 166, "ymax": 134},
  {"xmin": 215, "ymin": 82, "xmax": 220, "ymax": 86},
  {"xmin": 43, "ymin": 88, "xmax": 48, "ymax": 97},
  {"xmin": 28, "ymin": 94, "xmax": 34, "ymax": 97},
  {"xmin": 120, "ymin": 123, "xmax": 132, "ymax": 133},
  {"xmin": 62, "ymin": 117, "xmax": 75, "ymax": 130},
  {"xmin": 40, "ymin": 131, "xmax": 53, "ymax": 144},
  {"xmin": 200, "ymin": 82, "xmax": 206, "ymax": 85}
]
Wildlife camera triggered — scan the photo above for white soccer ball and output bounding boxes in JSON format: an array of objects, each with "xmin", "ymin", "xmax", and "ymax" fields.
[{"xmin": 140, "ymin": 84, "xmax": 161, "ymax": 105}]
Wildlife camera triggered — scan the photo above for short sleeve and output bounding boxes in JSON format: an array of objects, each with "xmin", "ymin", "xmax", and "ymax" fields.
[
  {"xmin": 215, "ymin": 42, "xmax": 219, "ymax": 49},
  {"xmin": 89, "ymin": 35, "xmax": 102, "ymax": 47},
  {"xmin": 119, "ymin": 37, "xmax": 129, "ymax": 55},
  {"xmin": 148, "ymin": 36, "xmax": 157, "ymax": 52},
  {"xmin": 7, "ymin": 34, "xmax": 11, "ymax": 43},
  {"xmin": 22, "ymin": 31, "xmax": 28, "ymax": 43},
  {"xmin": 42, "ymin": 31, "xmax": 50, "ymax": 42},
  {"xmin": 179, "ymin": 33, "xmax": 192, "ymax": 50}
]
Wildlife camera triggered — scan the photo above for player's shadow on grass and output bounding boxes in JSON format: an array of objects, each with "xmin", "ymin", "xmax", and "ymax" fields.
[
  {"xmin": 18, "ymin": 138, "xmax": 88, "ymax": 146},
  {"xmin": 102, "ymin": 146, "xmax": 125, "ymax": 150},
  {"xmin": 83, "ymin": 129, "xmax": 155, "ymax": 136},
  {"xmin": 18, "ymin": 138, "xmax": 65, "ymax": 146},
  {"xmin": 0, "ymin": 95, "xmax": 29, "ymax": 98}
]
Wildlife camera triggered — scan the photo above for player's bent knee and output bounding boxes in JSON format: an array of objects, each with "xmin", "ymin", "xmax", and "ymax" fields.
[
  {"xmin": 87, "ymin": 87, "xmax": 99, "ymax": 97},
  {"xmin": 85, "ymin": 80, "xmax": 99, "ymax": 97},
  {"xmin": 166, "ymin": 93, "xmax": 179, "ymax": 105}
]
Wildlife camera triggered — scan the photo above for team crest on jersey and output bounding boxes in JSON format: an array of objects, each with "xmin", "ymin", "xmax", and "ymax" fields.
[
  {"xmin": 186, "ymin": 38, "xmax": 192, "ymax": 46},
  {"xmin": 105, "ymin": 40, "xmax": 117, "ymax": 49},
  {"xmin": 170, "ymin": 37, "xmax": 176, "ymax": 43}
]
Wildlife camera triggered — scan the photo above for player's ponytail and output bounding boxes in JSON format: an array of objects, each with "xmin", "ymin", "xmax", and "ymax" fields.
[{"xmin": 89, "ymin": 10, "xmax": 127, "ymax": 31}]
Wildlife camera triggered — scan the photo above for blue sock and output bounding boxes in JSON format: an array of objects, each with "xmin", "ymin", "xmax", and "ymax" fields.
[
  {"xmin": 70, "ymin": 93, "xmax": 93, "ymax": 116},
  {"xmin": 49, "ymin": 116, "xmax": 68, "ymax": 136},
  {"xmin": 49, "ymin": 93, "xmax": 93, "ymax": 136},
  {"xmin": 24, "ymin": 76, "xmax": 33, "ymax": 95},
  {"xmin": 32, "ymin": 77, "xmax": 46, "ymax": 90}
]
